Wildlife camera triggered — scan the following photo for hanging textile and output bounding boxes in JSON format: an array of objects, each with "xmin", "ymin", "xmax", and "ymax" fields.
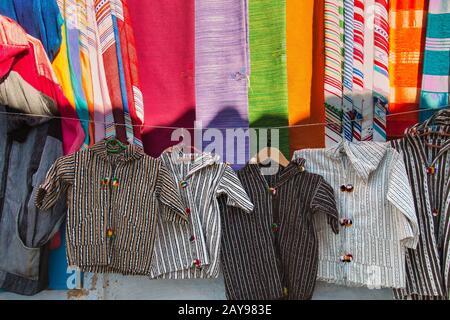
[
  {"xmin": 94, "ymin": 0, "xmax": 127, "ymax": 142},
  {"xmin": 0, "ymin": 16, "xmax": 84, "ymax": 155},
  {"xmin": 58, "ymin": 0, "xmax": 91, "ymax": 147},
  {"xmin": 352, "ymin": 0, "xmax": 365, "ymax": 141},
  {"xmin": 248, "ymin": 0, "xmax": 289, "ymax": 157},
  {"xmin": 0, "ymin": 0, "xmax": 63, "ymax": 61},
  {"xmin": 76, "ymin": 0, "xmax": 96, "ymax": 143},
  {"xmin": 342, "ymin": 0, "xmax": 354, "ymax": 142},
  {"xmin": 195, "ymin": 0, "xmax": 250, "ymax": 167},
  {"xmin": 420, "ymin": 0, "xmax": 450, "ymax": 121},
  {"xmin": 128, "ymin": 0, "xmax": 196, "ymax": 157},
  {"xmin": 287, "ymin": 0, "xmax": 326, "ymax": 152},
  {"xmin": 361, "ymin": 0, "xmax": 374, "ymax": 141},
  {"xmin": 387, "ymin": 0, "xmax": 428, "ymax": 139},
  {"xmin": 324, "ymin": 0, "xmax": 344, "ymax": 146},
  {"xmin": 372, "ymin": 0, "xmax": 389, "ymax": 142},
  {"xmin": 114, "ymin": 0, "xmax": 144, "ymax": 146}
]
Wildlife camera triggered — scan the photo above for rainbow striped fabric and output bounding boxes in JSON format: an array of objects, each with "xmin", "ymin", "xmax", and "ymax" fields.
[{"xmin": 420, "ymin": 0, "xmax": 450, "ymax": 121}]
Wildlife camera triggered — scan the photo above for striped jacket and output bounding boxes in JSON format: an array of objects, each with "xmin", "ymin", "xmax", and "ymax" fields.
[
  {"xmin": 36, "ymin": 140, "xmax": 187, "ymax": 275},
  {"xmin": 294, "ymin": 141, "xmax": 419, "ymax": 289},
  {"xmin": 392, "ymin": 126, "xmax": 450, "ymax": 300},
  {"xmin": 150, "ymin": 149, "xmax": 254, "ymax": 279},
  {"xmin": 220, "ymin": 158, "xmax": 339, "ymax": 300}
]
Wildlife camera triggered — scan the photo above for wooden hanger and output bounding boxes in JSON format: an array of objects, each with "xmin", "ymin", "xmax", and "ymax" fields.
[{"xmin": 250, "ymin": 147, "xmax": 290, "ymax": 167}]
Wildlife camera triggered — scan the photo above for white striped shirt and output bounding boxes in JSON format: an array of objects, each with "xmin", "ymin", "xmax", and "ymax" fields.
[
  {"xmin": 293, "ymin": 141, "xmax": 419, "ymax": 289},
  {"xmin": 150, "ymin": 150, "xmax": 253, "ymax": 279}
]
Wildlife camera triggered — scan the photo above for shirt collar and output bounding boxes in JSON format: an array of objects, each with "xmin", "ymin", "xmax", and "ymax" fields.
[
  {"xmin": 90, "ymin": 139, "xmax": 145, "ymax": 163},
  {"xmin": 161, "ymin": 145, "xmax": 220, "ymax": 179},
  {"xmin": 325, "ymin": 141, "xmax": 388, "ymax": 181}
]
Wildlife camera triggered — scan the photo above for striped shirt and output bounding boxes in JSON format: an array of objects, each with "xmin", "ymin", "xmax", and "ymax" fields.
[
  {"xmin": 294, "ymin": 141, "xmax": 419, "ymax": 289},
  {"xmin": 220, "ymin": 158, "xmax": 339, "ymax": 300},
  {"xmin": 35, "ymin": 140, "xmax": 187, "ymax": 275},
  {"xmin": 150, "ymin": 149, "xmax": 253, "ymax": 279},
  {"xmin": 391, "ymin": 126, "xmax": 450, "ymax": 300}
]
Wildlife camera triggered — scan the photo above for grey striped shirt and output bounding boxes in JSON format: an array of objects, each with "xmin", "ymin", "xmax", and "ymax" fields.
[
  {"xmin": 150, "ymin": 149, "xmax": 254, "ymax": 279},
  {"xmin": 36, "ymin": 140, "xmax": 187, "ymax": 275},
  {"xmin": 220, "ymin": 158, "xmax": 339, "ymax": 300},
  {"xmin": 294, "ymin": 141, "xmax": 419, "ymax": 289},
  {"xmin": 392, "ymin": 126, "xmax": 450, "ymax": 300}
]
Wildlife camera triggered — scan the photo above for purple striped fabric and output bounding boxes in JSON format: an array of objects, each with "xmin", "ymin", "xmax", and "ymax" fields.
[{"xmin": 195, "ymin": 0, "xmax": 250, "ymax": 168}]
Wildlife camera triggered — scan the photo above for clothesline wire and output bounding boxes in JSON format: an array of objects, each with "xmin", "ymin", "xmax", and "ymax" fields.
[{"xmin": 0, "ymin": 106, "xmax": 448, "ymax": 130}]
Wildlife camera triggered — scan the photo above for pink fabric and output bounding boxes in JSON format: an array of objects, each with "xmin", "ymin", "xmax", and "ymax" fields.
[
  {"xmin": 128, "ymin": 0, "xmax": 196, "ymax": 156},
  {"xmin": 0, "ymin": 16, "xmax": 84, "ymax": 155}
]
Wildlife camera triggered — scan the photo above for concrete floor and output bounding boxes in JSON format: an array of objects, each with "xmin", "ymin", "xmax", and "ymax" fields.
[{"xmin": 0, "ymin": 276, "xmax": 393, "ymax": 300}]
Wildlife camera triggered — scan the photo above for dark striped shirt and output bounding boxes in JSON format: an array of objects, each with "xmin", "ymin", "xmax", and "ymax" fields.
[
  {"xmin": 150, "ymin": 150, "xmax": 253, "ymax": 279},
  {"xmin": 220, "ymin": 158, "xmax": 339, "ymax": 300},
  {"xmin": 391, "ymin": 126, "xmax": 450, "ymax": 300},
  {"xmin": 36, "ymin": 140, "xmax": 187, "ymax": 275}
]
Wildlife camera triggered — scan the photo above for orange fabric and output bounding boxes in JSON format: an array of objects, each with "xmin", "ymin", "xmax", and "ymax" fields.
[
  {"xmin": 287, "ymin": 0, "xmax": 325, "ymax": 155},
  {"xmin": 387, "ymin": 0, "xmax": 428, "ymax": 138}
]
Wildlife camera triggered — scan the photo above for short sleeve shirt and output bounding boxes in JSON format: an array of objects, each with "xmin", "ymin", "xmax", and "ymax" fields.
[
  {"xmin": 36, "ymin": 140, "xmax": 187, "ymax": 275},
  {"xmin": 220, "ymin": 158, "xmax": 339, "ymax": 300},
  {"xmin": 150, "ymin": 150, "xmax": 254, "ymax": 279}
]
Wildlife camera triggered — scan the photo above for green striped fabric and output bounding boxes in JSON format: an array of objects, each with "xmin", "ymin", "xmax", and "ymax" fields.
[{"xmin": 248, "ymin": 0, "xmax": 289, "ymax": 157}]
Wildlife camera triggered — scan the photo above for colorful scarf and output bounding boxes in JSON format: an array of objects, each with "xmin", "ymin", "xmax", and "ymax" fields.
[
  {"xmin": 372, "ymin": 0, "xmax": 389, "ymax": 142},
  {"xmin": 95, "ymin": 0, "xmax": 127, "ymax": 142},
  {"xmin": 352, "ymin": 0, "xmax": 365, "ymax": 141},
  {"xmin": 342, "ymin": 0, "xmax": 355, "ymax": 142},
  {"xmin": 248, "ymin": 0, "xmax": 289, "ymax": 157},
  {"xmin": 420, "ymin": 0, "xmax": 450, "ymax": 121},
  {"xmin": 0, "ymin": 0, "xmax": 63, "ymax": 61},
  {"xmin": 287, "ymin": 0, "xmax": 326, "ymax": 152},
  {"xmin": 128, "ymin": 0, "xmax": 196, "ymax": 157},
  {"xmin": 195, "ymin": 0, "xmax": 250, "ymax": 166},
  {"xmin": 324, "ymin": 0, "xmax": 344, "ymax": 146},
  {"xmin": 114, "ymin": 0, "xmax": 143, "ymax": 146},
  {"xmin": 387, "ymin": 0, "xmax": 427, "ymax": 138}
]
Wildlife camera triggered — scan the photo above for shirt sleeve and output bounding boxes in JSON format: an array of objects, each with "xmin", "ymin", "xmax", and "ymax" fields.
[
  {"xmin": 216, "ymin": 165, "xmax": 254, "ymax": 213},
  {"xmin": 310, "ymin": 177, "xmax": 339, "ymax": 234},
  {"xmin": 387, "ymin": 151, "xmax": 419, "ymax": 249},
  {"xmin": 35, "ymin": 154, "xmax": 75, "ymax": 211},
  {"xmin": 156, "ymin": 163, "xmax": 188, "ymax": 224}
]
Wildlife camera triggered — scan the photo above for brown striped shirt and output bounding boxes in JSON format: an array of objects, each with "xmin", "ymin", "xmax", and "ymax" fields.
[
  {"xmin": 391, "ymin": 125, "xmax": 450, "ymax": 300},
  {"xmin": 220, "ymin": 158, "xmax": 339, "ymax": 300},
  {"xmin": 35, "ymin": 140, "xmax": 187, "ymax": 275}
]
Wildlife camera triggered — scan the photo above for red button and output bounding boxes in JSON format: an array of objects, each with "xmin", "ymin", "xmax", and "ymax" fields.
[
  {"xmin": 432, "ymin": 209, "xmax": 439, "ymax": 217},
  {"xmin": 190, "ymin": 235, "xmax": 195, "ymax": 242},
  {"xmin": 185, "ymin": 208, "xmax": 191, "ymax": 215}
]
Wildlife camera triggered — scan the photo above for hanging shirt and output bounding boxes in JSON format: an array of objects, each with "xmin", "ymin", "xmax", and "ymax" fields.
[
  {"xmin": 391, "ymin": 126, "xmax": 450, "ymax": 300},
  {"xmin": 150, "ymin": 148, "xmax": 253, "ymax": 279},
  {"xmin": 35, "ymin": 140, "xmax": 187, "ymax": 275},
  {"xmin": 220, "ymin": 158, "xmax": 339, "ymax": 300},
  {"xmin": 293, "ymin": 141, "xmax": 419, "ymax": 289}
]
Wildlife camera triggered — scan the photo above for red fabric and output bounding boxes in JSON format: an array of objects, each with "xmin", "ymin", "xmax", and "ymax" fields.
[
  {"xmin": 128, "ymin": 0, "xmax": 196, "ymax": 156},
  {"xmin": 0, "ymin": 16, "xmax": 84, "ymax": 155},
  {"xmin": 118, "ymin": 0, "xmax": 143, "ymax": 143}
]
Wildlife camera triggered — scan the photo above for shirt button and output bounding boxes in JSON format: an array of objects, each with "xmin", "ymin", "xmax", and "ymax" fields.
[
  {"xmin": 426, "ymin": 166, "xmax": 436, "ymax": 175},
  {"xmin": 106, "ymin": 228, "xmax": 115, "ymax": 239},
  {"xmin": 268, "ymin": 187, "xmax": 277, "ymax": 196},
  {"xmin": 298, "ymin": 165, "xmax": 305, "ymax": 172},
  {"xmin": 340, "ymin": 184, "xmax": 354, "ymax": 192},
  {"xmin": 185, "ymin": 208, "xmax": 191, "ymax": 215},
  {"xmin": 192, "ymin": 259, "xmax": 201, "ymax": 269},
  {"xmin": 432, "ymin": 209, "xmax": 439, "ymax": 217},
  {"xmin": 190, "ymin": 235, "xmax": 196, "ymax": 242},
  {"xmin": 340, "ymin": 254, "xmax": 353, "ymax": 262},
  {"xmin": 340, "ymin": 218, "xmax": 353, "ymax": 227},
  {"xmin": 180, "ymin": 180, "xmax": 188, "ymax": 188},
  {"xmin": 112, "ymin": 178, "xmax": 119, "ymax": 189},
  {"xmin": 271, "ymin": 223, "xmax": 279, "ymax": 233}
]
